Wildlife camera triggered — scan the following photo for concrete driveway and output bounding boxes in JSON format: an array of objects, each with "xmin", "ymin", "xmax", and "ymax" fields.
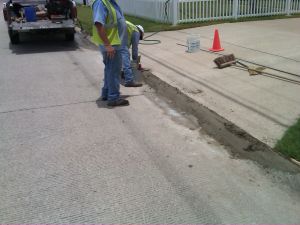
[{"xmin": 140, "ymin": 18, "xmax": 300, "ymax": 148}]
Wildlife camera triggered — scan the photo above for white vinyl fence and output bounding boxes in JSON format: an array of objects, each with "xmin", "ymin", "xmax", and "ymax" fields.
[
  {"xmin": 117, "ymin": 0, "xmax": 175, "ymax": 23},
  {"xmin": 117, "ymin": 0, "xmax": 300, "ymax": 25}
]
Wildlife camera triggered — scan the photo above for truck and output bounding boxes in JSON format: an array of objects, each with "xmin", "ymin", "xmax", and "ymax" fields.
[{"xmin": 2, "ymin": 0, "xmax": 76, "ymax": 44}]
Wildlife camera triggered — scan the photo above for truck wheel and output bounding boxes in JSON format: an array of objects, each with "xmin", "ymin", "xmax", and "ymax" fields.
[
  {"xmin": 9, "ymin": 32, "xmax": 20, "ymax": 44},
  {"xmin": 3, "ymin": 9, "xmax": 8, "ymax": 21},
  {"xmin": 65, "ymin": 32, "xmax": 74, "ymax": 41}
]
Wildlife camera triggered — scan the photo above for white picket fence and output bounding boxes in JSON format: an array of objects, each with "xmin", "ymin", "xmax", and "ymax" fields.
[
  {"xmin": 117, "ymin": 0, "xmax": 175, "ymax": 23},
  {"xmin": 117, "ymin": 0, "xmax": 300, "ymax": 25}
]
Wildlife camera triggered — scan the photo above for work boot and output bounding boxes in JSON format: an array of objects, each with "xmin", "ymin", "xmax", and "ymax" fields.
[
  {"xmin": 107, "ymin": 98, "xmax": 129, "ymax": 107},
  {"xmin": 124, "ymin": 81, "xmax": 143, "ymax": 87}
]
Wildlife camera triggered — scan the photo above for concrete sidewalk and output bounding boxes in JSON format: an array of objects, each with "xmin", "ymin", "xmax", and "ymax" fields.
[{"xmin": 140, "ymin": 18, "xmax": 300, "ymax": 150}]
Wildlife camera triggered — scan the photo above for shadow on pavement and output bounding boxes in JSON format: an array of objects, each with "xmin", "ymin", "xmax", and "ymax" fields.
[{"xmin": 9, "ymin": 33, "xmax": 79, "ymax": 54}]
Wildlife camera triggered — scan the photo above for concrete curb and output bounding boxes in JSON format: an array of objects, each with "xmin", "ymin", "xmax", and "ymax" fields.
[
  {"xmin": 291, "ymin": 158, "xmax": 300, "ymax": 167},
  {"xmin": 142, "ymin": 70, "xmax": 300, "ymax": 174}
]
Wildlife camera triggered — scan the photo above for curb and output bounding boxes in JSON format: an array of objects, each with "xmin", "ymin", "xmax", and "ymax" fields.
[
  {"xmin": 142, "ymin": 70, "xmax": 300, "ymax": 174},
  {"xmin": 291, "ymin": 158, "xmax": 300, "ymax": 167}
]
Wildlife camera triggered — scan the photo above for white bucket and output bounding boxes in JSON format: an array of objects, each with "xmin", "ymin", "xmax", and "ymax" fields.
[{"xmin": 187, "ymin": 34, "xmax": 200, "ymax": 53}]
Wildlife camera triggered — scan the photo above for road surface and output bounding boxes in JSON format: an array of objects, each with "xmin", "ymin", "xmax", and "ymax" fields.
[{"xmin": 0, "ymin": 6, "xmax": 300, "ymax": 223}]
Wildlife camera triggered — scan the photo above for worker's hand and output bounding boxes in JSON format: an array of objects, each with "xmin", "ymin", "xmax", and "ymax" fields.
[{"xmin": 105, "ymin": 45, "xmax": 115, "ymax": 59}]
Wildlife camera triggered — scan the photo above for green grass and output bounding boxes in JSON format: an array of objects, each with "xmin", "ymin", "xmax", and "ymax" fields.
[
  {"xmin": 276, "ymin": 118, "xmax": 300, "ymax": 161},
  {"xmin": 76, "ymin": 5, "xmax": 172, "ymax": 34},
  {"xmin": 77, "ymin": 5, "xmax": 300, "ymax": 35},
  {"xmin": 77, "ymin": 5, "xmax": 93, "ymax": 35}
]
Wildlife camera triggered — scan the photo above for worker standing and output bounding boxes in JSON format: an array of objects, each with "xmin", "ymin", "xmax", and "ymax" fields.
[
  {"xmin": 120, "ymin": 21, "xmax": 144, "ymax": 87},
  {"xmin": 91, "ymin": 0, "xmax": 129, "ymax": 106},
  {"xmin": 71, "ymin": 0, "xmax": 77, "ymax": 19}
]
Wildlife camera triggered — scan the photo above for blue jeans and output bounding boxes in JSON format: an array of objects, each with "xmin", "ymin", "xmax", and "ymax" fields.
[
  {"xmin": 121, "ymin": 46, "xmax": 134, "ymax": 84},
  {"xmin": 121, "ymin": 31, "xmax": 140, "ymax": 84},
  {"xmin": 131, "ymin": 31, "xmax": 140, "ymax": 62},
  {"xmin": 99, "ymin": 46, "xmax": 121, "ymax": 102}
]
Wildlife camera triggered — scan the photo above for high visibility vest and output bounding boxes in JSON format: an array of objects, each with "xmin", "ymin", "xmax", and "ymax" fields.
[
  {"xmin": 126, "ymin": 20, "xmax": 139, "ymax": 47},
  {"xmin": 90, "ymin": 0, "xmax": 121, "ymax": 46}
]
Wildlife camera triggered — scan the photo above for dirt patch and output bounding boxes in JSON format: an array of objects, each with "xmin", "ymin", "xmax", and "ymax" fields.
[{"xmin": 142, "ymin": 70, "xmax": 300, "ymax": 174}]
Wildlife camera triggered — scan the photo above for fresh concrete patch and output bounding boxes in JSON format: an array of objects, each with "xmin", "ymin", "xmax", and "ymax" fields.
[{"xmin": 141, "ymin": 70, "xmax": 300, "ymax": 174}]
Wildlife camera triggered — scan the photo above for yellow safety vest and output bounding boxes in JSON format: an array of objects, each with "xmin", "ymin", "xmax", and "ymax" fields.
[
  {"xmin": 126, "ymin": 20, "xmax": 139, "ymax": 47},
  {"xmin": 90, "ymin": 0, "xmax": 121, "ymax": 46}
]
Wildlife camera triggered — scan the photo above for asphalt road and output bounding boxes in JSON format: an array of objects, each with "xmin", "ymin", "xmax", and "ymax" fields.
[{"xmin": 1, "ymin": 7, "xmax": 300, "ymax": 223}]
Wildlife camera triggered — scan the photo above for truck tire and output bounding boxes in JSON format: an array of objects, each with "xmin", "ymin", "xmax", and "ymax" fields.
[
  {"xmin": 9, "ymin": 31, "xmax": 20, "ymax": 44},
  {"xmin": 65, "ymin": 32, "xmax": 74, "ymax": 41},
  {"xmin": 3, "ymin": 8, "xmax": 8, "ymax": 21}
]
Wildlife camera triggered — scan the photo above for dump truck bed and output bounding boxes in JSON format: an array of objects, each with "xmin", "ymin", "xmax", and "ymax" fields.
[
  {"xmin": 10, "ymin": 19, "xmax": 75, "ymax": 32},
  {"xmin": 4, "ymin": 0, "xmax": 76, "ymax": 43}
]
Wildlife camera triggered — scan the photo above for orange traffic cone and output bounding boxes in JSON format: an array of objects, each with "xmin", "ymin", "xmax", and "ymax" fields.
[{"xmin": 209, "ymin": 29, "xmax": 224, "ymax": 52}]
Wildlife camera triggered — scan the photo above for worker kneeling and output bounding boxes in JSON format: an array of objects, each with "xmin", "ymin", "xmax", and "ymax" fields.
[{"xmin": 120, "ymin": 21, "xmax": 144, "ymax": 87}]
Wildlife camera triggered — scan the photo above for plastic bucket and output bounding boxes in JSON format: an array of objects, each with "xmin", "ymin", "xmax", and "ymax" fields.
[
  {"xmin": 187, "ymin": 34, "xmax": 200, "ymax": 53},
  {"xmin": 24, "ymin": 6, "xmax": 37, "ymax": 22}
]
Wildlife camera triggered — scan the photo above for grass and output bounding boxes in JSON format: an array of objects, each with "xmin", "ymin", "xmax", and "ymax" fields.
[
  {"xmin": 77, "ymin": 5, "xmax": 172, "ymax": 35},
  {"xmin": 77, "ymin": 5, "xmax": 93, "ymax": 35},
  {"xmin": 276, "ymin": 118, "xmax": 300, "ymax": 162},
  {"xmin": 77, "ymin": 4, "xmax": 300, "ymax": 35}
]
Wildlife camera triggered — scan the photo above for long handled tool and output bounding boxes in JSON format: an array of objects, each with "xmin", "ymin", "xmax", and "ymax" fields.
[
  {"xmin": 137, "ymin": 55, "xmax": 150, "ymax": 71},
  {"xmin": 214, "ymin": 54, "xmax": 266, "ymax": 76},
  {"xmin": 213, "ymin": 54, "xmax": 300, "ymax": 84}
]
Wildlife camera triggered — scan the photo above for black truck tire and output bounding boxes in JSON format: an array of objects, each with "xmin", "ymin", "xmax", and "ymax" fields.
[
  {"xmin": 65, "ymin": 32, "xmax": 74, "ymax": 41},
  {"xmin": 9, "ymin": 31, "xmax": 20, "ymax": 44},
  {"xmin": 3, "ymin": 8, "xmax": 8, "ymax": 21}
]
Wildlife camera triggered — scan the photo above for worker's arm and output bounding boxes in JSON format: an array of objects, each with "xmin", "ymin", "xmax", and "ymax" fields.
[
  {"xmin": 95, "ymin": 22, "xmax": 115, "ymax": 59},
  {"xmin": 92, "ymin": 0, "xmax": 115, "ymax": 59},
  {"xmin": 71, "ymin": 0, "xmax": 77, "ymax": 19},
  {"xmin": 131, "ymin": 32, "xmax": 140, "ymax": 62}
]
